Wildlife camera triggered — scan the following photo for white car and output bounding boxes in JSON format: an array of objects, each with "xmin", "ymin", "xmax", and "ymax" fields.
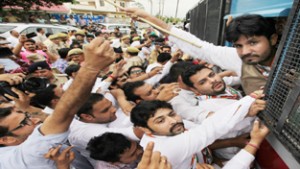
[
  {"xmin": 98, "ymin": 23, "xmax": 132, "ymax": 34},
  {"xmin": 98, "ymin": 23, "xmax": 144, "ymax": 37},
  {"xmin": 0, "ymin": 23, "xmax": 69, "ymax": 38}
]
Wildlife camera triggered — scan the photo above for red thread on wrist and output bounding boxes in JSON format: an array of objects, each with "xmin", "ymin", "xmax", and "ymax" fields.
[
  {"xmin": 246, "ymin": 142, "xmax": 259, "ymax": 149},
  {"xmin": 109, "ymin": 74, "xmax": 117, "ymax": 80}
]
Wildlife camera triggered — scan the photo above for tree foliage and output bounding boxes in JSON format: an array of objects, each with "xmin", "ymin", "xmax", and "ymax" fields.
[
  {"xmin": 156, "ymin": 15, "xmax": 182, "ymax": 24},
  {"xmin": 0, "ymin": 0, "xmax": 73, "ymax": 10}
]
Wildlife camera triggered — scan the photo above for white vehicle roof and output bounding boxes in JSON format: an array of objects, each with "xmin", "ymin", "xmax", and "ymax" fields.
[
  {"xmin": 0, "ymin": 23, "xmax": 70, "ymax": 38},
  {"xmin": 98, "ymin": 23, "xmax": 131, "ymax": 30}
]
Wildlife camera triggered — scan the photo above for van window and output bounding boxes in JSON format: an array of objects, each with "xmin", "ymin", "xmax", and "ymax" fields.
[
  {"xmin": 0, "ymin": 26, "xmax": 17, "ymax": 34},
  {"xmin": 21, "ymin": 27, "xmax": 49, "ymax": 35},
  {"xmin": 52, "ymin": 28, "xmax": 67, "ymax": 34}
]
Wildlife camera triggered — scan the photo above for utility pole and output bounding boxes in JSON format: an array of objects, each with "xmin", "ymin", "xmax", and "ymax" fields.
[
  {"xmin": 175, "ymin": 0, "xmax": 180, "ymax": 18},
  {"xmin": 149, "ymin": 0, "xmax": 153, "ymax": 15},
  {"xmin": 161, "ymin": 0, "xmax": 165, "ymax": 16},
  {"xmin": 158, "ymin": 0, "xmax": 161, "ymax": 15}
]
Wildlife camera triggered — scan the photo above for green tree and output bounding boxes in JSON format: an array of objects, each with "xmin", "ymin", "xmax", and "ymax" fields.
[{"xmin": 0, "ymin": 0, "xmax": 73, "ymax": 10}]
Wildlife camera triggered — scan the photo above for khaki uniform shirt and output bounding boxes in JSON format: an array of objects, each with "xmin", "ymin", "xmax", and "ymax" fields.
[{"xmin": 241, "ymin": 63, "xmax": 267, "ymax": 95}]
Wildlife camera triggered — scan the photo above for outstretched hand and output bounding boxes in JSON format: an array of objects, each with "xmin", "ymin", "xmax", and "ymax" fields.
[
  {"xmin": 156, "ymin": 83, "xmax": 180, "ymax": 101},
  {"xmin": 4, "ymin": 88, "xmax": 35, "ymax": 111},
  {"xmin": 248, "ymin": 91, "xmax": 266, "ymax": 117},
  {"xmin": 249, "ymin": 120, "xmax": 270, "ymax": 146},
  {"xmin": 0, "ymin": 73, "xmax": 25, "ymax": 85},
  {"xmin": 44, "ymin": 145, "xmax": 75, "ymax": 169},
  {"xmin": 138, "ymin": 142, "xmax": 172, "ymax": 169},
  {"xmin": 120, "ymin": 7, "xmax": 152, "ymax": 21}
]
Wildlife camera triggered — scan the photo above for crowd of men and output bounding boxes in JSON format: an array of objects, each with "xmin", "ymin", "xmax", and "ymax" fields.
[
  {"xmin": 0, "ymin": 7, "xmax": 278, "ymax": 169},
  {"xmin": 1, "ymin": 11, "xmax": 99, "ymax": 26}
]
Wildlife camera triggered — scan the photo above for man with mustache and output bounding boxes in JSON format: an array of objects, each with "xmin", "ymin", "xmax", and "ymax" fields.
[
  {"xmin": 181, "ymin": 64, "xmax": 242, "ymax": 101},
  {"xmin": 169, "ymin": 64, "xmax": 255, "ymax": 162},
  {"xmin": 121, "ymin": 8, "xmax": 279, "ymax": 95},
  {"xmin": 131, "ymin": 98, "xmax": 264, "ymax": 169}
]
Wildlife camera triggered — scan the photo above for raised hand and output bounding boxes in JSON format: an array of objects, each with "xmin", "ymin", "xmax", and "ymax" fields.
[
  {"xmin": 4, "ymin": 88, "xmax": 35, "ymax": 111},
  {"xmin": 0, "ymin": 73, "xmax": 25, "ymax": 85},
  {"xmin": 44, "ymin": 145, "xmax": 75, "ymax": 169},
  {"xmin": 149, "ymin": 66, "xmax": 163, "ymax": 77},
  {"xmin": 247, "ymin": 92, "xmax": 266, "ymax": 117},
  {"xmin": 83, "ymin": 37, "xmax": 116, "ymax": 71},
  {"xmin": 112, "ymin": 60, "xmax": 127, "ymax": 77},
  {"xmin": 120, "ymin": 7, "xmax": 151, "ymax": 21},
  {"xmin": 138, "ymin": 142, "xmax": 172, "ymax": 169},
  {"xmin": 249, "ymin": 120, "xmax": 270, "ymax": 146},
  {"xmin": 156, "ymin": 83, "xmax": 181, "ymax": 101}
]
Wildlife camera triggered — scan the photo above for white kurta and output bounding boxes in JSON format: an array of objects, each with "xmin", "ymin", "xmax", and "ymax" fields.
[
  {"xmin": 145, "ymin": 60, "xmax": 174, "ymax": 86},
  {"xmin": 171, "ymin": 89, "xmax": 254, "ymax": 159},
  {"xmin": 140, "ymin": 96, "xmax": 254, "ymax": 169}
]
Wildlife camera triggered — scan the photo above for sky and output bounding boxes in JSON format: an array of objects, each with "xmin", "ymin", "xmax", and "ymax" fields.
[{"xmin": 132, "ymin": 0, "xmax": 201, "ymax": 18}]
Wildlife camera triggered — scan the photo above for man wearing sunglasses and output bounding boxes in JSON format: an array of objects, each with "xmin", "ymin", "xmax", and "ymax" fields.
[{"xmin": 0, "ymin": 37, "xmax": 116, "ymax": 168}]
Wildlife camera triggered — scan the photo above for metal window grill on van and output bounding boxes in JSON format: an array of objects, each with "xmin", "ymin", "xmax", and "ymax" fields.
[
  {"xmin": 189, "ymin": 0, "xmax": 227, "ymax": 45},
  {"xmin": 259, "ymin": 0, "xmax": 300, "ymax": 162}
]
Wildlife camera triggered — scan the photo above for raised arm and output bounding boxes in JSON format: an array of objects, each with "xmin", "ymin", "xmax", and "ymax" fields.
[
  {"xmin": 222, "ymin": 120, "xmax": 269, "ymax": 169},
  {"xmin": 40, "ymin": 38, "xmax": 116, "ymax": 135},
  {"xmin": 12, "ymin": 35, "xmax": 26, "ymax": 58},
  {"xmin": 121, "ymin": 8, "xmax": 242, "ymax": 75}
]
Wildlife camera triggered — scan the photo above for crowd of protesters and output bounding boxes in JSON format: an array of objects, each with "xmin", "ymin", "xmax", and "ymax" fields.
[{"xmin": 0, "ymin": 7, "xmax": 279, "ymax": 169}]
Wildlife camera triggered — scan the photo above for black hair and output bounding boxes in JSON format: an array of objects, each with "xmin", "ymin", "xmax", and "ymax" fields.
[
  {"xmin": 36, "ymin": 28, "xmax": 43, "ymax": 32},
  {"xmin": 127, "ymin": 65, "xmax": 145, "ymax": 75},
  {"xmin": 45, "ymin": 33, "xmax": 53, "ymax": 38},
  {"xmin": 95, "ymin": 31, "xmax": 102, "ymax": 37},
  {"xmin": 70, "ymin": 41, "xmax": 82, "ymax": 49},
  {"xmin": 65, "ymin": 64, "xmax": 80, "ymax": 77},
  {"xmin": 24, "ymin": 39, "xmax": 36, "ymax": 44},
  {"xmin": 87, "ymin": 132, "xmax": 131, "ymax": 163},
  {"xmin": 30, "ymin": 84, "xmax": 58, "ymax": 108},
  {"xmin": 86, "ymin": 34, "xmax": 94, "ymax": 39},
  {"xmin": 157, "ymin": 53, "xmax": 171, "ymax": 63},
  {"xmin": 122, "ymin": 81, "xmax": 145, "ymax": 102},
  {"xmin": 226, "ymin": 14, "xmax": 276, "ymax": 42},
  {"xmin": 131, "ymin": 100, "xmax": 173, "ymax": 128},
  {"xmin": 181, "ymin": 64, "xmax": 209, "ymax": 88},
  {"xmin": 77, "ymin": 93, "xmax": 104, "ymax": 117},
  {"xmin": 130, "ymin": 30, "xmax": 137, "ymax": 35},
  {"xmin": 58, "ymin": 48, "xmax": 71, "ymax": 59},
  {"xmin": 155, "ymin": 38, "xmax": 165, "ymax": 43},
  {"xmin": 160, "ymin": 61, "xmax": 193, "ymax": 84},
  {"xmin": 81, "ymin": 25, "xmax": 88, "ymax": 29},
  {"xmin": 161, "ymin": 45, "xmax": 171, "ymax": 50}
]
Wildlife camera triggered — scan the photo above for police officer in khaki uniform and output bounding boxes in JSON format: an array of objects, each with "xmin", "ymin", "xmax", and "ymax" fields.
[{"xmin": 28, "ymin": 61, "xmax": 68, "ymax": 86}]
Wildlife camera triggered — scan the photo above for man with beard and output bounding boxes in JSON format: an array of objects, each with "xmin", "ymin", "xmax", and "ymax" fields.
[
  {"xmin": 122, "ymin": 8, "xmax": 279, "ymax": 95},
  {"xmin": 170, "ymin": 64, "xmax": 254, "ymax": 162},
  {"xmin": 131, "ymin": 98, "xmax": 265, "ymax": 169},
  {"xmin": 182, "ymin": 64, "xmax": 242, "ymax": 101}
]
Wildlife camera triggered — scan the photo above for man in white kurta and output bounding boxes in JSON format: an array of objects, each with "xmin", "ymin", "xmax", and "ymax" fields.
[{"xmin": 131, "ymin": 96, "xmax": 261, "ymax": 169}]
